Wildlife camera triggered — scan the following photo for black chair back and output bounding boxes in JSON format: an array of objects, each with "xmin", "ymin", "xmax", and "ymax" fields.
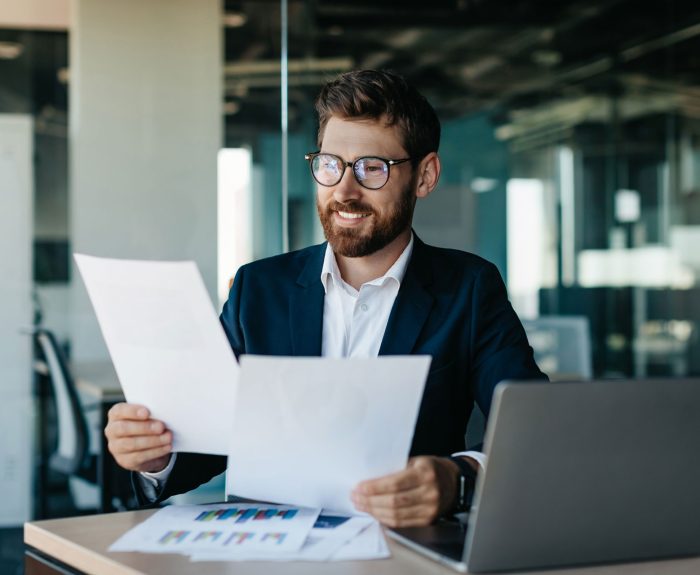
[{"xmin": 34, "ymin": 328, "xmax": 94, "ymax": 480}]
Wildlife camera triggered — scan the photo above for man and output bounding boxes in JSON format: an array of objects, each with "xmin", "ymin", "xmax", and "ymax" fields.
[{"xmin": 105, "ymin": 70, "xmax": 545, "ymax": 527}]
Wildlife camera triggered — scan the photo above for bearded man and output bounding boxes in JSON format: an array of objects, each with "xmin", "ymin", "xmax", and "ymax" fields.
[{"xmin": 105, "ymin": 70, "xmax": 545, "ymax": 527}]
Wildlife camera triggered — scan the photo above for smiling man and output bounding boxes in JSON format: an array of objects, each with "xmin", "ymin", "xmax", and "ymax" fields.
[{"xmin": 105, "ymin": 70, "xmax": 545, "ymax": 527}]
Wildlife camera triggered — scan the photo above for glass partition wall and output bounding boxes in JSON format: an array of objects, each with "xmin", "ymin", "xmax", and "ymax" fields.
[
  {"xmin": 3, "ymin": 1, "xmax": 698, "ymax": 385},
  {"xmin": 251, "ymin": 0, "xmax": 700, "ymax": 379}
]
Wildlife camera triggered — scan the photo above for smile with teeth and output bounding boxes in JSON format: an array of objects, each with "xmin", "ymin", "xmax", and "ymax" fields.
[{"xmin": 337, "ymin": 211, "xmax": 370, "ymax": 219}]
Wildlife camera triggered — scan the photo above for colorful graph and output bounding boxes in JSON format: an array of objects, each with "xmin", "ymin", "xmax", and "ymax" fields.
[
  {"xmin": 195, "ymin": 507, "xmax": 299, "ymax": 523},
  {"xmin": 261, "ymin": 532, "xmax": 287, "ymax": 545},
  {"xmin": 159, "ymin": 530, "xmax": 189, "ymax": 544},
  {"xmin": 193, "ymin": 531, "xmax": 222, "ymax": 542},
  {"xmin": 224, "ymin": 531, "xmax": 255, "ymax": 546}
]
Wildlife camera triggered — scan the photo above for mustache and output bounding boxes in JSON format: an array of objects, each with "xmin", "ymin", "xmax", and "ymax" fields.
[{"xmin": 327, "ymin": 200, "xmax": 375, "ymax": 215}]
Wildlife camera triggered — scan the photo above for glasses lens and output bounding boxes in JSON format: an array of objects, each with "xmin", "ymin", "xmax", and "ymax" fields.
[
  {"xmin": 311, "ymin": 154, "xmax": 343, "ymax": 186},
  {"xmin": 354, "ymin": 157, "xmax": 389, "ymax": 189}
]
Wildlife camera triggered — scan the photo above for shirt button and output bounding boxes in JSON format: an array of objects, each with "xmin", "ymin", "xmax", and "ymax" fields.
[{"xmin": 360, "ymin": 303, "xmax": 369, "ymax": 312}]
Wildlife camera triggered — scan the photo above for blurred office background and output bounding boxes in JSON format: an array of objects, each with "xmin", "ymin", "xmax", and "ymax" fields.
[{"xmin": 2, "ymin": 0, "xmax": 700, "ymax": 570}]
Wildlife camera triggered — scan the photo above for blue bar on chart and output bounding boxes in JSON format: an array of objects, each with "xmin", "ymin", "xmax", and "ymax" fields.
[
  {"xmin": 236, "ymin": 509, "xmax": 257, "ymax": 523},
  {"xmin": 194, "ymin": 507, "xmax": 301, "ymax": 524}
]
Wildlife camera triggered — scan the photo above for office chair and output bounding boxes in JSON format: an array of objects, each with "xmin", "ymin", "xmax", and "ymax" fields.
[
  {"xmin": 521, "ymin": 315, "xmax": 593, "ymax": 380},
  {"xmin": 33, "ymin": 328, "xmax": 98, "ymax": 513}
]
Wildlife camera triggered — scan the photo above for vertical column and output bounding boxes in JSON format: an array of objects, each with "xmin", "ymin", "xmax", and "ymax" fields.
[
  {"xmin": 70, "ymin": 0, "xmax": 222, "ymax": 359},
  {"xmin": 0, "ymin": 115, "xmax": 34, "ymax": 524}
]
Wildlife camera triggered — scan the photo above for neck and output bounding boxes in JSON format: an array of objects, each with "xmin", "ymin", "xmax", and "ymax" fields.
[{"xmin": 335, "ymin": 229, "xmax": 412, "ymax": 290}]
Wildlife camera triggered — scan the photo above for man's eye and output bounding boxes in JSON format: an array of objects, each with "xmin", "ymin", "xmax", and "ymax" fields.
[{"xmin": 362, "ymin": 160, "xmax": 386, "ymax": 174}]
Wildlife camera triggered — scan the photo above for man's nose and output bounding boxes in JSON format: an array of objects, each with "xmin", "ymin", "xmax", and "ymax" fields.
[{"xmin": 332, "ymin": 166, "xmax": 362, "ymax": 203}]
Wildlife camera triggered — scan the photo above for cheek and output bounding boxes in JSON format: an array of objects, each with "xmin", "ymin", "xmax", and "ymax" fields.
[{"xmin": 317, "ymin": 186, "xmax": 334, "ymax": 203}]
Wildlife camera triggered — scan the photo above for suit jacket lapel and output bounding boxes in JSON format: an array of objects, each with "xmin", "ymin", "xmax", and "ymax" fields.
[
  {"xmin": 379, "ymin": 236, "xmax": 435, "ymax": 356},
  {"xmin": 289, "ymin": 244, "xmax": 326, "ymax": 356}
]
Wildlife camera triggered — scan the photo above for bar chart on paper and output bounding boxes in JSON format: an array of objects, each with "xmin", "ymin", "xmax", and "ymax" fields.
[
  {"xmin": 195, "ymin": 507, "xmax": 299, "ymax": 523},
  {"xmin": 155, "ymin": 529, "xmax": 287, "ymax": 549},
  {"xmin": 109, "ymin": 503, "xmax": 320, "ymax": 555}
]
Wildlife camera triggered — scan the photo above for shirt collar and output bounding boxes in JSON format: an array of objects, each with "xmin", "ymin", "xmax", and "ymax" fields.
[{"xmin": 320, "ymin": 233, "xmax": 414, "ymax": 294}]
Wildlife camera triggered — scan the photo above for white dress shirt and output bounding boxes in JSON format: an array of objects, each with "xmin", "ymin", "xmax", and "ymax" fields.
[
  {"xmin": 321, "ymin": 234, "xmax": 414, "ymax": 358},
  {"xmin": 140, "ymin": 233, "xmax": 484, "ymax": 497}
]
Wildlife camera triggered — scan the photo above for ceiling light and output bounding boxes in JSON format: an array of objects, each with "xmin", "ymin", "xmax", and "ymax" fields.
[
  {"xmin": 57, "ymin": 67, "xmax": 70, "ymax": 84},
  {"xmin": 223, "ymin": 12, "xmax": 247, "ymax": 28},
  {"xmin": 224, "ymin": 101, "xmax": 241, "ymax": 115},
  {"xmin": 532, "ymin": 50, "xmax": 562, "ymax": 67},
  {"xmin": 0, "ymin": 42, "xmax": 23, "ymax": 60},
  {"xmin": 470, "ymin": 178, "xmax": 498, "ymax": 193}
]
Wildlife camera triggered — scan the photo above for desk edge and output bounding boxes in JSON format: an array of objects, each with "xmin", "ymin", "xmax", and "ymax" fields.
[{"xmin": 24, "ymin": 522, "xmax": 143, "ymax": 575}]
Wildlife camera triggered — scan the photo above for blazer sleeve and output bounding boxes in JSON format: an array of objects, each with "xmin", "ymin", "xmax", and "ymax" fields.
[
  {"xmin": 220, "ymin": 265, "xmax": 246, "ymax": 359},
  {"xmin": 131, "ymin": 453, "xmax": 227, "ymax": 507},
  {"xmin": 469, "ymin": 262, "xmax": 547, "ymax": 416}
]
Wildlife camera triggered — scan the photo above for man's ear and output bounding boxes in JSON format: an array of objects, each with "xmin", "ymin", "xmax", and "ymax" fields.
[{"xmin": 415, "ymin": 153, "xmax": 441, "ymax": 199}]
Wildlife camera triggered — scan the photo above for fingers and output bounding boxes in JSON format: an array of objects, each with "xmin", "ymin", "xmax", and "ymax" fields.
[
  {"xmin": 108, "ymin": 402, "xmax": 151, "ymax": 421},
  {"xmin": 351, "ymin": 456, "xmax": 454, "ymax": 528},
  {"xmin": 107, "ymin": 429, "xmax": 173, "ymax": 472},
  {"xmin": 113, "ymin": 445, "xmax": 173, "ymax": 472},
  {"xmin": 104, "ymin": 402, "xmax": 172, "ymax": 472},
  {"xmin": 108, "ymin": 430, "xmax": 172, "ymax": 455},
  {"xmin": 105, "ymin": 403, "xmax": 167, "ymax": 443},
  {"xmin": 352, "ymin": 482, "xmax": 441, "ymax": 527},
  {"xmin": 353, "ymin": 484, "xmax": 436, "ymax": 512},
  {"xmin": 107, "ymin": 418, "xmax": 165, "ymax": 438},
  {"xmin": 359, "ymin": 502, "xmax": 438, "ymax": 528},
  {"xmin": 354, "ymin": 467, "xmax": 422, "ymax": 497}
]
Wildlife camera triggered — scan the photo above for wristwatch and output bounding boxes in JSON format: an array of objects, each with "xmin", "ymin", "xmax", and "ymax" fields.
[{"xmin": 448, "ymin": 456, "xmax": 478, "ymax": 513}]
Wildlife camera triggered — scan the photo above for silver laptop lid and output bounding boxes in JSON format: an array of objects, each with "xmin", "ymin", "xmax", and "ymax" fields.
[{"xmin": 465, "ymin": 378, "xmax": 700, "ymax": 573}]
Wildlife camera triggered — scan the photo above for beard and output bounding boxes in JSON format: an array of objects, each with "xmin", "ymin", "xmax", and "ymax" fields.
[{"xmin": 317, "ymin": 179, "xmax": 416, "ymax": 258}]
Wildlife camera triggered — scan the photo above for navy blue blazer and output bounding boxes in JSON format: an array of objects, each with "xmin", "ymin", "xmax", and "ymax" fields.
[{"xmin": 136, "ymin": 235, "xmax": 545, "ymax": 504}]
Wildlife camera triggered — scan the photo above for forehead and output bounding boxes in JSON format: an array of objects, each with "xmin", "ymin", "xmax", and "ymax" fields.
[{"xmin": 321, "ymin": 116, "xmax": 406, "ymax": 158}]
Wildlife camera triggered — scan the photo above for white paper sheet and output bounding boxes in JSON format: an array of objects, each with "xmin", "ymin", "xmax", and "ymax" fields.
[
  {"xmin": 75, "ymin": 254, "xmax": 239, "ymax": 454},
  {"xmin": 190, "ymin": 513, "xmax": 377, "ymax": 562},
  {"xmin": 226, "ymin": 355, "xmax": 431, "ymax": 513},
  {"xmin": 109, "ymin": 503, "xmax": 320, "ymax": 554},
  {"xmin": 331, "ymin": 520, "xmax": 390, "ymax": 561}
]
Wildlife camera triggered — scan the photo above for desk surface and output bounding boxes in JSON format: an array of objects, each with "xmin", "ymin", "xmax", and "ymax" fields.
[
  {"xmin": 74, "ymin": 360, "xmax": 124, "ymax": 402},
  {"xmin": 24, "ymin": 510, "xmax": 700, "ymax": 575},
  {"xmin": 25, "ymin": 510, "xmax": 453, "ymax": 575}
]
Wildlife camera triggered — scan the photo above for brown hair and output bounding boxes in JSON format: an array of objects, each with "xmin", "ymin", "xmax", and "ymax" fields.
[{"xmin": 315, "ymin": 70, "xmax": 441, "ymax": 164}]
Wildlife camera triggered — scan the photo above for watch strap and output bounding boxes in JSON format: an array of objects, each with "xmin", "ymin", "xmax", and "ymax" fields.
[{"xmin": 448, "ymin": 456, "xmax": 477, "ymax": 512}]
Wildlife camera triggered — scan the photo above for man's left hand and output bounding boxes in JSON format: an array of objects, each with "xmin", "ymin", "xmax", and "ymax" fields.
[{"xmin": 350, "ymin": 456, "xmax": 460, "ymax": 527}]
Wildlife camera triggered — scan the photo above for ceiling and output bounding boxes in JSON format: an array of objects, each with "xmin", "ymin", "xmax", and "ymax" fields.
[
  {"xmin": 2, "ymin": 0, "xmax": 700, "ymax": 142},
  {"xmin": 222, "ymin": 0, "xmax": 700, "ymax": 137}
]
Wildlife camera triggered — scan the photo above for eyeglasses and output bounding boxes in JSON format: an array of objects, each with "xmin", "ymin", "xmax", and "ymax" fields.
[{"xmin": 304, "ymin": 152, "xmax": 413, "ymax": 190}]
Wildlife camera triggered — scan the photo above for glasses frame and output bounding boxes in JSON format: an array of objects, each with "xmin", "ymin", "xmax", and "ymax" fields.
[{"xmin": 304, "ymin": 152, "xmax": 413, "ymax": 190}]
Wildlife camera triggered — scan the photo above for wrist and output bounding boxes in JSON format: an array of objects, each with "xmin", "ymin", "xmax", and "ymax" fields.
[{"xmin": 448, "ymin": 456, "xmax": 478, "ymax": 513}]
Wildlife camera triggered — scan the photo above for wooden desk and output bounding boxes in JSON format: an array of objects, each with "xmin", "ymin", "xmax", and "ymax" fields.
[
  {"xmin": 24, "ymin": 510, "xmax": 700, "ymax": 575},
  {"xmin": 24, "ymin": 510, "xmax": 453, "ymax": 575}
]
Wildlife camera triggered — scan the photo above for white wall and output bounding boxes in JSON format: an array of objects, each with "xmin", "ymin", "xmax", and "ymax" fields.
[
  {"xmin": 0, "ymin": 114, "xmax": 34, "ymax": 525},
  {"xmin": 69, "ymin": 0, "xmax": 222, "ymax": 360}
]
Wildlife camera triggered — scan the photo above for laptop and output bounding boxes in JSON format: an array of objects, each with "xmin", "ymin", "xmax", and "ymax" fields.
[{"xmin": 388, "ymin": 378, "xmax": 700, "ymax": 572}]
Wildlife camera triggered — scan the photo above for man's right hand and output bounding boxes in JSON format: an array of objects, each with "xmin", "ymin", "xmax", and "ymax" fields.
[{"xmin": 105, "ymin": 403, "xmax": 173, "ymax": 473}]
